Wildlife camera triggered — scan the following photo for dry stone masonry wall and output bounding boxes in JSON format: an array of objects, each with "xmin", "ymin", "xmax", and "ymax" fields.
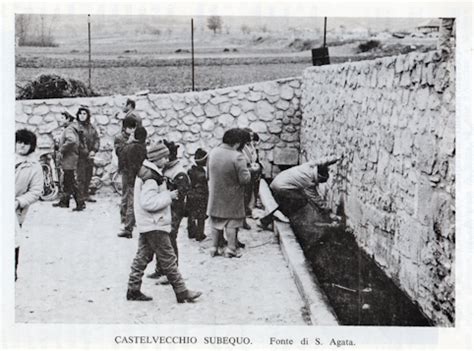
[
  {"xmin": 16, "ymin": 77, "xmax": 302, "ymax": 188},
  {"xmin": 300, "ymin": 51, "xmax": 455, "ymax": 326}
]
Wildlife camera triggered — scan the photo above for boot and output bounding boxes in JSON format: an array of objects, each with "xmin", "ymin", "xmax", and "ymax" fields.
[
  {"xmin": 117, "ymin": 229, "xmax": 132, "ymax": 239},
  {"xmin": 176, "ymin": 290, "xmax": 202, "ymax": 303},
  {"xmin": 146, "ymin": 271, "xmax": 162, "ymax": 279},
  {"xmin": 72, "ymin": 203, "xmax": 86, "ymax": 211},
  {"xmin": 52, "ymin": 202, "xmax": 69, "ymax": 208},
  {"xmin": 195, "ymin": 234, "xmax": 207, "ymax": 242},
  {"xmin": 126, "ymin": 289, "xmax": 152, "ymax": 301},
  {"xmin": 237, "ymin": 240, "xmax": 246, "ymax": 249},
  {"xmin": 224, "ymin": 248, "xmax": 242, "ymax": 258}
]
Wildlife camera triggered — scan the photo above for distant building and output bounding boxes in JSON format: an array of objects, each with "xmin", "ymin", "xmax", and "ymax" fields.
[{"xmin": 417, "ymin": 19, "xmax": 440, "ymax": 34}]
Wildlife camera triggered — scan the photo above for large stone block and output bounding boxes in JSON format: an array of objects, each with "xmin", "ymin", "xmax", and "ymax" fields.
[
  {"xmin": 249, "ymin": 121, "xmax": 267, "ymax": 133},
  {"xmin": 247, "ymin": 92, "xmax": 261, "ymax": 102},
  {"xmin": 219, "ymin": 101, "xmax": 231, "ymax": 113},
  {"xmin": 183, "ymin": 115, "xmax": 197, "ymax": 126},
  {"xmin": 38, "ymin": 121, "xmax": 59, "ymax": 134},
  {"xmin": 218, "ymin": 114, "xmax": 234, "ymax": 128},
  {"xmin": 210, "ymin": 95, "xmax": 228, "ymax": 105},
  {"xmin": 230, "ymin": 105, "xmax": 241, "ymax": 117},
  {"xmin": 197, "ymin": 93, "xmax": 211, "ymax": 104},
  {"xmin": 202, "ymin": 119, "xmax": 215, "ymax": 131},
  {"xmin": 192, "ymin": 105, "xmax": 204, "ymax": 117},
  {"xmin": 155, "ymin": 98, "xmax": 172, "ymax": 110},
  {"xmin": 280, "ymin": 85, "xmax": 294, "ymax": 100},
  {"xmin": 237, "ymin": 114, "xmax": 249, "ymax": 128},
  {"xmin": 241, "ymin": 100, "xmax": 255, "ymax": 113},
  {"xmin": 255, "ymin": 100, "xmax": 275, "ymax": 121},
  {"xmin": 204, "ymin": 104, "xmax": 220, "ymax": 118},
  {"xmin": 28, "ymin": 115, "xmax": 44, "ymax": 125},
  {"xmin": 32, "ymin": 104, "xmax": 50, "ymax": 115}
]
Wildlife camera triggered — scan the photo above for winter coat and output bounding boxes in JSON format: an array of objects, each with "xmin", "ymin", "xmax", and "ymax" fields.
[
  {"xmin": 59, "ymin": 121, "xmax": 82, "ymax": 170},
  {"xmin": 270, "ymin": 161, "xmax": 322, "ymax": 205},
  {"xmin": 206, "ymin": 144, "xmax": 251, "ymax": 219},
  {"xmin": 122, "ymin": 141, "xmax": 147, "ymax": 186},
  {"xmin": 163, "ymin": 160, "xmax": 191, "ymax": 217},
  {"xmin": 187, "ymin": 164, "xmax": 208, "ymax": 219},
  {"xmin": 134, "ymin": 159, "xmax": 173, "ymax": 233},
  {"xmin": 125, "ymin": 110, "xmax": 143, "ymax": 128},
  {"xmin": 15, "ymin": 153, "xmax": 44, "ymax": 247},
  {"xmin": 114, "ymin": 130, "xmax": 130, "ymax": 172},
  {"xmin": 78, "ymin": 121, "xmax": 100, "ymax": 162}
]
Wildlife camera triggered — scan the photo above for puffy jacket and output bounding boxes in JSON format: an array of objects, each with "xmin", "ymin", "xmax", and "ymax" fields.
[
  {"xmin": 134, "ymin": 160, "xmax": 173, "ymax": 233},
  {"xmin": 15, "ymin": 153, "xmax": 44, "ymax": 247}
]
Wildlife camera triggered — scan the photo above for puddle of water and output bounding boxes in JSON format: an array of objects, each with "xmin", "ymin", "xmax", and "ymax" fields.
[{"xmin": 290, "ymin": 204, "xmax": 432, "ymax": 326}]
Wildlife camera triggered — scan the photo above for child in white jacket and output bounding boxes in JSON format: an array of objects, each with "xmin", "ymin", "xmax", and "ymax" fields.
[{"xmin": 126, "ymin": 142, "xmax": 201, "ymax": 303}]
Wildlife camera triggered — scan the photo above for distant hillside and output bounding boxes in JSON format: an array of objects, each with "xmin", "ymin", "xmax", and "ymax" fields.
[{"xmin": 25, "ymin": 14, "xmax": 430, "ymax": 45}]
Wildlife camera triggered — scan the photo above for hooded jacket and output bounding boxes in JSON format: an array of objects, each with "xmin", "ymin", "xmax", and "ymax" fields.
[
  {"xmin": 78, "ymin": 114, "xmax": 100, "ymax": 160},
  {"xmin": 134, "ymin": 159, "xmax": 173, "ymax": 233},
  {"xmin": 59, "ymin": 120, "xmax": 81, "ymax": 170}
]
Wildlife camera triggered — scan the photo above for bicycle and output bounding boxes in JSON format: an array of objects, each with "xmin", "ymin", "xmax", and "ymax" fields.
[{"xmin": 39, "ymin": 144, "xmax": 62, "ymax": 201}]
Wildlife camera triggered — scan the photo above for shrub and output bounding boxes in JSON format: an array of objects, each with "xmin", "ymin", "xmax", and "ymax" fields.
[
  {"xmin": 357, "ymin": 40, "xmax": 381, "ymax": 53},
  {"xmin": 16, "ymin": 74, "xmax": 97, "ymax": 100}
]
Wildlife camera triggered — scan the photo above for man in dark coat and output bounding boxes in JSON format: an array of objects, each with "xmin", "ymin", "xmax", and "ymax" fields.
[
  {"xmin": 52, "ymin": 111, "xmax": 85, "ymax": 211},
  {"xmin": 114, "ymin": 116, "xmax": 138, "ymax": 225},
  {"xmin": 117, "ymin": 127, "xmax": 148, "ymax": 238},
  {"xmin": 76, "ymin": 107, "xmax": 100, "ymax": 203},
  {"xmin": 186, "ymin": 148, "xmax": 208, "ymax": 242},
  {"xmin": 207, "ymin": 128, "xmax": 251, "ymax": 258}
]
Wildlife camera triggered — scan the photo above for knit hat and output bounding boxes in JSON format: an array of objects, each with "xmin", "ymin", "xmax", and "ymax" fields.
[
  {"xmin": 147, "ymin": 142, "xmax": 170, "ymax": 162},
  {"xmin": 194, "ymin": 148, "xmax": 208, "ymax": 166}
]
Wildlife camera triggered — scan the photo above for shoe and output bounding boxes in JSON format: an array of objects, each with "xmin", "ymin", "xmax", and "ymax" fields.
[
  {"xmin": 195, "ymin": 234, "xmax": 207, "ymax": 242},
  {"xmin": 117, "ymin": 229, "xmax": 132, "ymax": 239},
  {"xmin": 224, "ymin": 248, "xmax": 242, "ymax": 258},
  {"xmin": 146, "ymin": 271, "xmax": 162, "ymax": 279},
  {"xmin": 86, "ymin": 198, "xmax": 97, "ymax": 203},
  {"xmin": 52, "ymin": 202, "xmax": 69, "ymax": 208},
  {"xmin": 155, "ymin": 275, "xmax": 170, "ymax": 285},
  {"xmin": 243, "ymin": 220, "xmax": 251, "ymax": 230},
  {"xmin": 237, "ymin": 240, "xmax": 246, "ymax": 249},
  {"xmin": 209, "ymin": 247, "xmax": 219, "ymax": 257},
  {"xmin": 72, "ymin": 204, "xmax": 86, "ymax": 211},
  {"xmin": 126, "ymin": 289, "xmax": 152, "ymax": 301},
  {"xmin": 257, "ymin": 220, "xmax": 271, "ymax": 231},
  {"xmin": 176, "ymin": 290, "xmax": 202, "ymax": 303}
]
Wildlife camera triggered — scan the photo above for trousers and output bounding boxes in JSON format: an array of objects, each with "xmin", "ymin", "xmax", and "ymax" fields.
[{"xmin": 128, "ymin": 231, "xmax": 187, "ymax": 294}]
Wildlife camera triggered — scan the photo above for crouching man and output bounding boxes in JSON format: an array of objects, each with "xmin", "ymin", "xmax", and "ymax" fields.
[
  {"xmin": 126, "ymin": 142, "xmax": 202, "ymax": 303},
  {"xmin": 259, "ymin": 155, "xmax": 341, "ymax": 229}
]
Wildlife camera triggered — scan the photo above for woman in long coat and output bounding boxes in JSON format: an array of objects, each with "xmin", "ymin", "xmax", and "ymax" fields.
[
  {"xmin": 15, "ymin": 129, "xmax": 44, "ymax": 281},
  {"xmin": 206, "ymin": 129, "xmax": 251, "ymax": 258}
]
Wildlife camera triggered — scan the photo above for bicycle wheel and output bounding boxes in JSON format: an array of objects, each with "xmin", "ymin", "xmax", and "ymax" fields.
[
  {"xmin": 111, "ymin": 171, "xmax": 122, "ymax": 196},
  {"xmin": 89, "ymin": 176, "xmax": 103, "ymax": 193},
  {"xmin": 40, "ymin": 163, "xmax": 59, "ymax": 201}
]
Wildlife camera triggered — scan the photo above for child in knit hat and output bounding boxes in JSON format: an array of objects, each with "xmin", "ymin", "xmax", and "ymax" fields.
[{"xmin": 125, "ymin": 141, "xmax": 201, "ymax": 303}]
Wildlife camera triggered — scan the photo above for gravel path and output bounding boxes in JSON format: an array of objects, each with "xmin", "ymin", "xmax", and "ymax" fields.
[{"xmin": 15, "ymin": 196, "xmax": 308, "ymax": 325}]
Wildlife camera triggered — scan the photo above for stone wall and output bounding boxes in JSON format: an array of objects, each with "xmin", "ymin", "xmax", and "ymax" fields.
[
  {"xmin": 300, "ymin": 51, "xmax": 455, "ymax": 326},
  {"xmin": 16, "ymin": 77, "xmax": 302, "ymax": 187}
]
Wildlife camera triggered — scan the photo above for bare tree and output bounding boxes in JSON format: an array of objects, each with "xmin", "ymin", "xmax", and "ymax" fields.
[
  {"xmin": 15, "ymin": 14, "xmax": 31, "ymax": 46},
  {"xmin": 207, "ymin": 16, "xmax": 222, "ymax": 34}
]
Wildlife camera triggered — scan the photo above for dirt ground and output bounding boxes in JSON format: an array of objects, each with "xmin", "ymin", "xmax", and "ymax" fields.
[{"xmin": 15, "ymin": 195, "xmax": 308, "ymax": 325}]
